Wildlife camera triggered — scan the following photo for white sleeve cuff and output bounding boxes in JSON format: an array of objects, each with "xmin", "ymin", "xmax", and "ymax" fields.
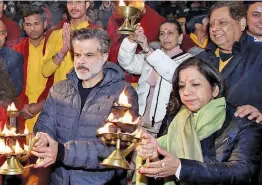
[{"xmin": 175, "ymin": 162, "xmax": 181, "ymax": 180}]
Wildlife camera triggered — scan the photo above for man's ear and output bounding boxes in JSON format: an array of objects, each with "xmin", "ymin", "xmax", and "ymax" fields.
[
  {"xmin": 43, "ymin": 20, "xmax": 47, "ymax": 30},
  {"xmin": 3, "ymin": 4, "xmax": 6, "ymax": 11},
  {"xmin": 102, "ymin": 53, "xmax": 109, "ymax": 63},
  {"xmin": 85, "ymin": 1, "xmax": 90, "ymax": 10},
  {"xmin": 239, "ymin": 17, "xmax": 246, "ymax": 31},
  {"xmin": 212, "ymin": 84, "xmax": 219, "ymax": 98}
]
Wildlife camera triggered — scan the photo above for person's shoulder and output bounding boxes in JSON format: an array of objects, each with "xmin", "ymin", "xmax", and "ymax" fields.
[
  {"xmin": 104, "ymin": 62, "xmax": 125, "ymax": 74},
  {"xmin": 14, "ymin": 38, "xmax": 29, "ymax": 51},
  {"xmin": 225, "ymin": 103, "xmax": 260, "ymax": 131},
  {"xmin": 50, "ymin": 79, "xmax": 72, "ymax": 96},
  {"xmin": 49, "ymin": 28, "xmax": 63, "ymax": 37},
  {"xmin": 246, "ymin": 42, "xmax": 262, "ymax": 52},
  {"xmin": 2, "ymin": 47, "xmax": 23, "ymax": 58},
  {"xmin": 1, "ymin": 15, "xmax": 19, "ymax": 28}
]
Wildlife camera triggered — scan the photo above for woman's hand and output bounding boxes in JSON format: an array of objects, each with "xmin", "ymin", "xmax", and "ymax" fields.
[
  {"xmin": 138, "ymin": 147, "xmax": 181, "ymax": 178},
  {"xmin": 128, "ymin": 33, "xmax": 136, "ymax": 43},
  {"xmin": 136, "ymin": 132, "xmax": 159, "ymax": 161},
  {"xmin": 134, "ymin": 25, "xmax": 150, "ymax": 53}
]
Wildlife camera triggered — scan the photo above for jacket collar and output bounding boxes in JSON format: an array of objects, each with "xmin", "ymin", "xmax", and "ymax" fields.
[
  {"xmin": 205, "ymin": 32, "xmax": 249, "ymax": 81},
  {"xmin": 205, "ymin": 31, "xmax": 248, "ymax": 54},
  {"xmin": 66, "ymin": 62, "xmax": 125, "ymax": 90}
]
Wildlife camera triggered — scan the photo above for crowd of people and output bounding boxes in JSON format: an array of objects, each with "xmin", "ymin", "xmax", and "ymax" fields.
[{"xmin": 0, "ymin": 1, "xmax": 261, "ymax": 185}]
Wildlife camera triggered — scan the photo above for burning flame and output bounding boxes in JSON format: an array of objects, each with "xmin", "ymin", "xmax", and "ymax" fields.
[
  {"xmin": 118, "ymin": 89, "xmax": 131, "ymax": 107},
  {"xmin": 1, "ymin": 124, "xmax": 29, "ymax": 136},
  {"xmin": 122, "ymin": 111, "xmax": 133, "ymax": 123},
  {"xmin": 108, "ymin": 113, "xmax": 114, "ymax": 121},
  {"xmin": 13, "ymin": 140, "xmax": 24, "ymax": 154},
  {"xmin": 108, "ymin": 110, "xmax": 139, "ymax": 125},
  {"xmin": 119, "ymin": 0, "xmax": 126, "ymax": 6},
  {"xmin": 7, "ymin": 102, "xmax": 18, "ymax": 112},
  {"xmin": 97, "ymin": 122, "xmax": 114, "ymax": 134},
  {"xmin": 0, "ymin": 139, "xmax": 12, "ymax": 154},
  {"xmin": 24, "ymin": 144, "xmax": 29, "ymax": 152},
  {"xmin": 0, "ymin": 139, "xmax": 27, "ymax": 154},
  {"xmin": 2, "ymin": 124, "xmax": 17, "ymax": 136}
]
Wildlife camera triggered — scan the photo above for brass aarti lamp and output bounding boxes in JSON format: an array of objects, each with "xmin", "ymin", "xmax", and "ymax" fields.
[
  {"xmin": 97, "ymin": 89, "xmax": 142, "ymax": 169},
  {"xmin": 117, "ymin": 0, "xmax": 144, "ymax": 35},
  {"xmin": 0, "ymin": 103, "xmax": 39, "ymax": 175}
]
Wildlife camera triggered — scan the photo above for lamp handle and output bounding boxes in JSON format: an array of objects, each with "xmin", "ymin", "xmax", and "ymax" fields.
[
  {"xmin": 17, "ymin": 134, "xmax": 39, "ymax": 162},
  {"xmin": 121, "ymin": 142, "xmax": 138, "ymax": 158},
  {"xmin": 23, "ymin": 163, "xmax": 35, "ymax": 169}
]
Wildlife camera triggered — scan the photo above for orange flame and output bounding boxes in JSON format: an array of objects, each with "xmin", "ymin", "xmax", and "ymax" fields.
[
  {"xmin": 1, "ymin": 124, "xmax": 17, "ymax": 136},
  {"xmin": 24, "ymin": 144, "xmax": 29, "ymax": 152},
  {"xmin": 108, "ymin": 110, "xmax": 139, "ymax": 125},
  {"xmin": 7, "ymin": 102, "xmax": 18, "ymax": 112},
  {"xmin": 0, "ymin": 139, "xmax": 27, "ymax": 154},
  {"xmin": 118, "ymin": 89, "xmax": 131, "ymax": 107},
  {"xmin": 1, "ymin": 124, "xmax": 29, "ymax": 136},
  {"xmin": 107, "ymin": 113, "xmax": 114, "ymax": 121},
  {"xmin": 97, "ymin": 122, "xmax": 113, "ymax": 134},
  {"xmin": 0, "ymin": 139, "xmax": 12, "ymax": 154},
  {"xmin": 13, "ymin": 140, "xmax": 24, "ymax": 154},
  {"xmin": 119, "ymin": 0, "xmax": 126, "ymax": 6},
  {"xmin": 121, "ymin": 110, "xmax": 133, "ymax": 123}
]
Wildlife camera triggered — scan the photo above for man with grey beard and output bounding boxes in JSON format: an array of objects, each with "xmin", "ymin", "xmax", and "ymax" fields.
[{"xmin": 32, "ymin": 28, "xmax": 139, "ymax": 185}]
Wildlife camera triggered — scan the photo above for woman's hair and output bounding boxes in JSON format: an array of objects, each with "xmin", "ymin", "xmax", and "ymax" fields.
[
  {"xmin": 167, "ymin": 57, "xmax": 224, "ymax": 115},
  {"xmin": 159, "ymin": 19, "xmax": 183, "ymax": 36}
]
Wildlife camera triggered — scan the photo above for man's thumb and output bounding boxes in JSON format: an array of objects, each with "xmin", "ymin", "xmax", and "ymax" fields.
[{"xmin": 44, "ymin": 133, "xmax": 55, "ymax": 143}]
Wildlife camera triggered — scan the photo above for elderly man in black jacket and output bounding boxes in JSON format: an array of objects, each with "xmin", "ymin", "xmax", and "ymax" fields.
[
  {"xmin": 0, "ymin": 20, "xmax": 23, "ymax": 96},
  {"xmin": 198, "ymin": 2, "xmax": 262, "ymax": 124}
]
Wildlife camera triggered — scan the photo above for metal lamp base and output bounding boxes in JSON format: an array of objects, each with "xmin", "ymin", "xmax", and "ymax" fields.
[
  {"xmin": 0, "ymin": 156, "xmax": 24, "ymax": 175},
  {"xmin": 101, "ymin": 149, "xmax": 130, "ymax": 170}
]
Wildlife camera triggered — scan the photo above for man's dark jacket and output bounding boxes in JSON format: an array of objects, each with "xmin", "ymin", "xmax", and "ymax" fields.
[
  {"xmin": 34, "ymin": 62, "xmax": 139, "ymax": 185},
  {"xmin": 198, "ymin": 32, "xmax": 262, "ymax": 111},
  {"xmin": 0, "ymin": 46, "xmax": 23, "ymax": 95}
]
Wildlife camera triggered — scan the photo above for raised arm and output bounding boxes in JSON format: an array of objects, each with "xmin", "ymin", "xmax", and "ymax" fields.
[
  {"xmin": 118, "ymin": 38, "xmax": 145, "ymax": 75},
  {"xmin": 42, "ymin": 24, "xmax": 71, "ymax": 77}
]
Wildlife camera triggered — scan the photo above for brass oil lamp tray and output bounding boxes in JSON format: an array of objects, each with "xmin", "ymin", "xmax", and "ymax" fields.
[
  {"xmin": 97, "ymin": 88, "xmax": 142, "ymax": 170},
  {"xmin": 0, "ymin": 135, "xmax": 39, "ymax": 175},
  {"xmin": 97, "ymin": 132, "xmax": 140, "ymax": 146}
]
